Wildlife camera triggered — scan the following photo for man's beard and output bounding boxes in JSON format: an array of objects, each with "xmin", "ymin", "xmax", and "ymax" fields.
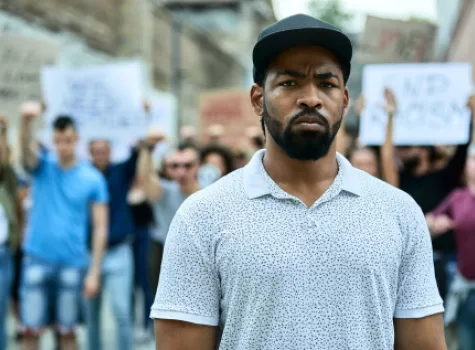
[{"xmin": 262, "ymin": 101, "xmax": 343, "ymax": 161}]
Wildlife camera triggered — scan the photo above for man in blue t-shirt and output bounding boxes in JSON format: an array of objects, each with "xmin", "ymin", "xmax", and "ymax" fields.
[
  {"xmin": 19, "ymin": 102, "xmax": 109, "ymax": 350},
  {"xmin": 86, "ymin": 139, "xmax": 139, "ymax": 350}
]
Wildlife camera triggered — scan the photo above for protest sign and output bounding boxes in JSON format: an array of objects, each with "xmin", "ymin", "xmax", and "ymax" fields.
[
  {"xmin": 0, "ymin": 34, "xmax": 59, "ymax": 123},
  {"xmin": 357, "ymin": 15, "xmax": 437, "ymax": 64},
  {"xmin": 199, "ymin": 90, "xmax": 259, "ymax": 148},
  {"xmin": 41, "ymin": 61, "xmax": 146, "ymax": 162},
  {"xmin": 359, "ymin": 63, "xmax": 472, "ymax": 145},
  {"xmin": 147, "ymin": 91, "xmax": 177, "ymax": 139},
  {"xmin": 146, "ymin": 91, "xmax": 177, "ymax": 165}
]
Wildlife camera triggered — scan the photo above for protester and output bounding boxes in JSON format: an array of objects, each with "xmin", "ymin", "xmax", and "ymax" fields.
[
  {"xmin": 426, "ymin": 143, "xmax": 475, "ymax": 349},
  {"xmin": 138, "ymin": 140, "xmax": 201, "ymax": 307},
  {"xmin": 233, "ymin": 148, "xmax": 250, "ymax": 169},
  {"xmin": 180, "ymin": 125, "xmax": 199, "ymax": 147},
  {"xmin": 395, "ymin": 95, "xmax": 475, "ymax": 301},
  {"xmin": 245, "ymin": 125, "xmax": 265, "ymax": 152},
  {"xmin": 128, "ymin": 179, "xmax": 155, "ymax": 343},
  {"xmin": 11, "ymin": 176, "xmax": 30, "ymax": 343},
  {"xmin": 18, "ymin": 103, "xmax": 108, "ymax": 350},
  {"xmin": 151, "ymin": 14, "xmax": 445, "ymax": 349},
  {"xmin": 206, "ymin": 124, "xmax": 224, "ymax": 144},
  {"xmin": 86, "ymin": 139, "xmax": 139, "ymax": 350},
  {"xmin": 342, "ymin": 90, "xmax": 399, "ymax": 187},
  {"xmin": 200, "ymin": 144, "xmax": 235, "ymax": 177},
  {"xmin": 0, "ymin": 116, "xmax": 19, "ymax": 350},
  {"xmin": 158, "ymin": 153, "xmax": 176, "ymax": 181}
]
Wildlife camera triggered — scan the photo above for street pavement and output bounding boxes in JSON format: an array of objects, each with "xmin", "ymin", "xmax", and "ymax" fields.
[{"xmin": 6, "ymin": 292, "xmax": 155, "ymax": 350}]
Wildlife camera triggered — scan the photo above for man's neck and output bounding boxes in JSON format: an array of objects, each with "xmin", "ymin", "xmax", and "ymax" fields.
[
  {"xmin": 59, "ymin": 156, "xmax": 77, "ymax": 169},
  {"xmin": 263, "ymin": 140, "xmax": 338, "ymax": 207},
  {"xmin": 94, "ymin": 163, "xmax": 109, "ymax": 173},
  {"xmin": 180, "ymin": 180, "xmax": 200, "ymax": 196}
]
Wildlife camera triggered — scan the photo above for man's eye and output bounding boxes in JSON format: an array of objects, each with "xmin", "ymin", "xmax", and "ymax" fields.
[
  {"xmin": 320, "ymin": 82, "xmax": 336, "ymax": 88},
  {"xmin": 281, "ymin": 80, "xmax": 297, "ymax": 87}
]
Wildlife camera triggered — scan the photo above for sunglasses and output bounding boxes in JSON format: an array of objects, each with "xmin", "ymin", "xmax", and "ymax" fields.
[{"xmin": 169, "ymin": 161, "xmax": 196, "ymax": 170}]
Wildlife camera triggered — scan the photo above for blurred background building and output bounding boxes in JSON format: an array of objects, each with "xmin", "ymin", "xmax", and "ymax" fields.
[{"xmin": 0, "ymin": 0, "xmax": 275, "ymax": 131}]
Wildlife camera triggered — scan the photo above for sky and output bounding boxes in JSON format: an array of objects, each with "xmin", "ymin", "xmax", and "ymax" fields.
[{"xmin": 272, "ymin": 0, "xmax": 438, "ymax": 32}]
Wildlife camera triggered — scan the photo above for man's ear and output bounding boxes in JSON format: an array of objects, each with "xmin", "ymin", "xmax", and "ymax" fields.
[
  {"xmin": 343, "ymin": 87, "xmax": 350, "ymax": 117},
  {"xmin": 250, "ymin": 84, "xmax": 264, "ymax": 117}
]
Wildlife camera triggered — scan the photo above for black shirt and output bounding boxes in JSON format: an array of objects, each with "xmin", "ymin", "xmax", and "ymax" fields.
[{"xmin": 399, "ymin": 143, "xmax": 468, "ymax": 253}]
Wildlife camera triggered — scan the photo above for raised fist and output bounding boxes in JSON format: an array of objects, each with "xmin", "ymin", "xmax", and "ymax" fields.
[{"xmin": 21, "ymin": 101, "xmax": 42, "ymax": 120}]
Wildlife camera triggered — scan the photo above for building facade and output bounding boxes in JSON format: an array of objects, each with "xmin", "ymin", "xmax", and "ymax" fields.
[{"xmin": 0, "ymin": 0, "xmax": 274, "ymax": 130}]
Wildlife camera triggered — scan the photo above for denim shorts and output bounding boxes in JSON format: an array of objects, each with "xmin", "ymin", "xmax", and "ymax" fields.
[{"xmin": 20, "ymin": 255, "xmax": 86, "ymax": 333}]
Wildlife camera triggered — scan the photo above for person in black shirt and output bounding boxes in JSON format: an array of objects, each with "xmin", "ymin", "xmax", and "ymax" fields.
[
  {"xmin": 395, "ymin": 95, "xmax": 475, "ymax": 300},
  {"xmin": 128, "ymin": 179, "xmax": 155, "ymax": 341}
]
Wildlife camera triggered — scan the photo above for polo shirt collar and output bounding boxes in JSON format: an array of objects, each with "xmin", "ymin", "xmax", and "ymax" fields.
[{"xmin": 243, "ymin": 149, "xmax": 362, "ymax": 200}]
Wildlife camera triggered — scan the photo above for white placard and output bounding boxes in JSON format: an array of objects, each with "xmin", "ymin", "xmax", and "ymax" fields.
[
  {"xmin": 147, "ymin": 91, "xmax": 177, "ymax": 166},
  {"xmin": 41, "ymin": 61, "xmax": 146, "ymax": 162},
  {"xmin": 147, "ymin": 91, "xmax": 177, "ymax": 139},
  {"xmin": 360, "ymin": 63, "xmax": 472, "ymax": 146}
]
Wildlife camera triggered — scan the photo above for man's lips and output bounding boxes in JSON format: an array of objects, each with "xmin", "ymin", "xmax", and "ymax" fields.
[
  {"xmin": 293, "ymin": 115, "xmax": 326, "ymax": 126},
  {"xmin": 292, "ymin": 115, "xmax": 327, "ymax": 131}
]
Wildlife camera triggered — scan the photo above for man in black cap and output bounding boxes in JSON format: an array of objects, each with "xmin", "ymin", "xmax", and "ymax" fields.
[{"xmin": 150, "ymin": 14, "xmax": 446, "ymax": 349}]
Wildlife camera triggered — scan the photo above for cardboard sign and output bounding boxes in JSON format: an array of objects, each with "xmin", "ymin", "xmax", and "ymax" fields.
[
  {"xmin": 41, "ymin": 61, "xmax": 146, "ymax": 162},
  {"xmin": 360, "ymin": 63, "xmax": 473, "ymax": 145}
]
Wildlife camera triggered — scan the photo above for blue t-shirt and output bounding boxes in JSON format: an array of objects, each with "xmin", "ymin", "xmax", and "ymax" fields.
[{"xmin": 23, "ymin": 151, "xmax": 109, "ymax": 267}]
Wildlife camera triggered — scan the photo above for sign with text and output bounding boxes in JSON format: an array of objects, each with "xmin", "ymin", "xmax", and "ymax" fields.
[
  {"xmin": 0, "ymin": 34, "xmax": 59, "ymax": 123},
  {"xmin": 41, "ymin": 61, "xmax": 146, "ymax": 162},
  {"xmin": 199, "ymin": 90, "xmax": 259, "ymax": 148},
  {"xmin": 360, "ymin": 63, "xmax": 472, "ymax": 145}
]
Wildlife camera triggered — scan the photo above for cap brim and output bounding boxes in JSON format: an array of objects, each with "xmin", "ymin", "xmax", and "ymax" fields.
[{"xmin": 253, "ymin": 27, "xmax": 352, "ymax": 81}]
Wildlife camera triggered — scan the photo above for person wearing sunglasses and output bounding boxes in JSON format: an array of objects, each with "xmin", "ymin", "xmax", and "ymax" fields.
[{"xmin": 138, "ymin": 139, "xmax": 201, "ymax": 307}]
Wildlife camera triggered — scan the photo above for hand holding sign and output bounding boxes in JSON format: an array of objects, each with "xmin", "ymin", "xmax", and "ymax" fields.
[
  {"xmin": 354, "ymin": 95, "xmax": 365, "ymax": 117},
  {"xmin": 360, "ymin": 63, "xmax": 472, "ymax": 146},
  {"xmin": 383, "ymin": 88, "xmax": 397, "ymax": 115},
  {"xmin": 468, "ymin": 94, "xmax": 475, "ymax": 114}
]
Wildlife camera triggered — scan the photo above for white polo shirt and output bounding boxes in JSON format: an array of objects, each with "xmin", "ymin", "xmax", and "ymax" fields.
[{"xmin": 151, "ymin": 150, "xmax": 443, "ymax": 349}]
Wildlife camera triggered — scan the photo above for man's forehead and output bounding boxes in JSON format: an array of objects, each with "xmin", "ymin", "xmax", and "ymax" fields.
[
  {"xmin": 176, "ymin": 148, "xmax": 198, "ymax": 159},
  {"xmin": 54, "ymin": 127, "xmax": 76, "ymax": 136},
  {"xmin": 90, "ymin": 140, "xmax": 110, "ymax": 149},
  {"xmin": 269, "ymin": 46, "xmax": 341, "ymax": 72}
]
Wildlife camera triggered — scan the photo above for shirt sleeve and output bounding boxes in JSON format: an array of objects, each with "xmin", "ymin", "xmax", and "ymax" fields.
[
  {"xmin": 431, "ymin": 190, "xmax": 458, "ymax": 218},
  {"xmin": 90, "ymin": 173, "xmax": 109, "ymax": 204},
  {"xmin": 27, "ymin": 148, "xmax": 47, "ymax": 176},
  {"xmin": 118, "ymin": 147, "xmax": 139, "ymax": 184},
  {"xmin": 150, "ymin": 207, "xmax": 220, "ymax": 326},
  {"xmin": 394, "ymin": 197, "xmax": 444, "ymax": 319}
]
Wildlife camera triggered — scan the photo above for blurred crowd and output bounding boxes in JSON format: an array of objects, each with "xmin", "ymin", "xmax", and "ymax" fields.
[
  {"xmin": 0, "ymin": 100, "xmax": 263, "ymax": 350},
  {"xmin": 0, "ymin": 88, "xmax": 474, "ymax": 350}
]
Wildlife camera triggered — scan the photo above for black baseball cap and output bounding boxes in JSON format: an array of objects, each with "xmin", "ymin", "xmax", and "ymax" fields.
[{"xmin": 252, "ymin": 14, "xmax": 353, "ymax": 84}]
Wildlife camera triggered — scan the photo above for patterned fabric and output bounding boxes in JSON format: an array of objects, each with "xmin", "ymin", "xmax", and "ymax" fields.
[{"xmin": 151, "ymin": 150, "xmax": 443, "ymax": 349}]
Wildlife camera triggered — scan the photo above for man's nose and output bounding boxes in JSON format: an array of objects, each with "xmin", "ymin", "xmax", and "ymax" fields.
[{"xmin": 296, "ymin": 84, "xmax": 323, "ymax": 110}]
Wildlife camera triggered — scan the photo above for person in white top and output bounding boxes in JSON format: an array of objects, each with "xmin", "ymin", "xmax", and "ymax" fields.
[{"xmin": 151, "ymin": 14, "xmax": 446, "ymax": 350}]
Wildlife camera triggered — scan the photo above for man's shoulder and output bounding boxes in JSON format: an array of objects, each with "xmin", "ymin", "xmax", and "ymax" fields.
[
  {"xmin": 76, "ymin": 162, "xmax": 106, "ymax": 183},
  {"xmin": 354, "ymin": 168, "xmax": 419, "ymax": 210},
  {"xmin": 178, "ymin": 169, "xmax": 245, "ymax": 218}
]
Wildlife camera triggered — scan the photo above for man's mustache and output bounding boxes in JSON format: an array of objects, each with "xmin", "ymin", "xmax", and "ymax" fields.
[{"xmin": 288, "ymin": 109, "xmax": 329, "ymax": 129}]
